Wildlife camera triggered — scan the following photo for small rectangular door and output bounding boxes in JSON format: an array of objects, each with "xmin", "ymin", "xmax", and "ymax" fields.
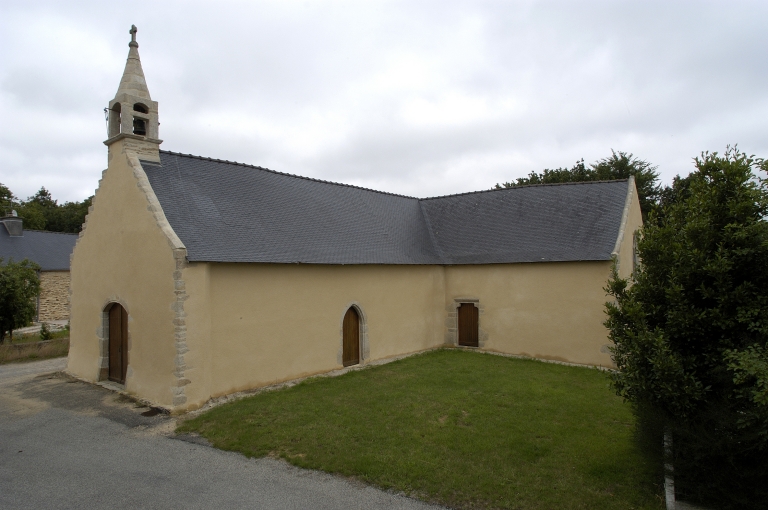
[
  {"xmin": 108, "ymin": 304, "xmax": 128, "ymax": 384},
  {"xmin": 458, "ymin": 303, "xmax": 479, "ymax": 347}
]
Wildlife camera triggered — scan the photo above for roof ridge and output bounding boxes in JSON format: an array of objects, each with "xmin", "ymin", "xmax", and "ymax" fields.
[
  {"xmin": 419, "ymin": 178, "xmax": 630, "ymax": 201},
  {"xmin": 158, "ymin": 150, "xmax": 419, "ymax": 200}
]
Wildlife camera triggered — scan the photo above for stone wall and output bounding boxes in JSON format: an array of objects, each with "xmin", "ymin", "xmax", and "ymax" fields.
[{"xmin": 39, "ymin": 271, "xmax": 70, "ymax": 321}]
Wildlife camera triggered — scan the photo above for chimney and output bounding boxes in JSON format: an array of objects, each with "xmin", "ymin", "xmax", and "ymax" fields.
[{"xmin": 1, "ymin": 210, "xmax": 23, "ymax": 237}]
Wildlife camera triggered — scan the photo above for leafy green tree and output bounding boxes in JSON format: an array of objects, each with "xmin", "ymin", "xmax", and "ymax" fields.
[
  {"xmin": 14, "ymin": 201, "xmax": 46, "ymax": 230},
  {"xmin": 50, "ymin": 196, "xmax": 92, "ymax": 233},
  {"xmin": 605, "ymin": 147, "xmax": 768, "ymax": 508},
  {"xmin": 8, "ymin": 185, "xmax": 92, "ymax": 233},
  {"xmin": 0, "ymin": 259, "xmax": 41, "ymax": 343},
  {"xmin": 20, "ymin": 187, "xmax": 59, "ymax": 231},
  {"xmin": 0, "ymin": 183, "xmax": 15, "ymax": 214},
  {"xmin": 495, "ymin": 150, "xmax": 660, "ymax": 218},
  {"xmin": 655, "ymin": 173, "xmax": 693, "ymax": 219},
  {"xmin": 592, "ymin": 151, "xmax": 660, "ymax": 219}
]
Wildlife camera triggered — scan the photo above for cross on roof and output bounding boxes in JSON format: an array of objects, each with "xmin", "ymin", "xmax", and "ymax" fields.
[{"xmin": 129, "ymin": 25, "xmax": 137, "ymax": 44}]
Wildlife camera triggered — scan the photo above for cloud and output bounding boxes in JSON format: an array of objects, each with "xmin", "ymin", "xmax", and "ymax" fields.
[{"xmin": 0, "ymin": 0, "xmax": 766, "ymax": 202}]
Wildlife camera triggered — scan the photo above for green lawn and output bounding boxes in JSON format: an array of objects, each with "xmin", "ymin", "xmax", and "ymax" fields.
[
  {"xmin": 178, "ymin": 349, "xmax": 663, "ymax": 509},
  {"xmin": 8, "ymin": 328, "xmax": 69, "ymax": 344}
]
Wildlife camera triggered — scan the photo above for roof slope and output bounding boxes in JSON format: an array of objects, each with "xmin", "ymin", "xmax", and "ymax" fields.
[
  {"xmin": 0, "ymin": 229, "xmax": 78, "ymax": 270},
  {"xmin": 143, "ymin": 152, "xmax": 441, "ymax": 264},
  {"xmin": 141, "ymin": 151, "xmax": 629, "ymax": 265},
  {"xmin": 421, "ymin": 180, "xmax": 629, "ymax": 264}
]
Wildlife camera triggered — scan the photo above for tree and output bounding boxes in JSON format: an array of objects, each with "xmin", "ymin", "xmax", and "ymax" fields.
[
  {"xmin": 604, "ymin": 147, "xmax": 768, "ymax": 508},
  {"xmin": 50, "ymin": 196, "xmax": 92, "ymax": 233},
  {"xmin": 0, "ymin": 183, "xmax": 15, "ymax": 214},
  {"xmin": 592, "ymin": 151, "xmax": 660, "ymax": 219},
  {"xmin": 5, "ymin": 184, "xmax": 92, "ymax": 233},
  {"xmin": 495, "ymin": 150, "xmax": 660, "ymax": 218},
  {"xmin": 0, "ymin": 258, "xmax": 41, "ymax": 343}
]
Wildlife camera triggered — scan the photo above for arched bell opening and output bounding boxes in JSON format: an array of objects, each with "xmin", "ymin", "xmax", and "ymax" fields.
[
  {"xmin": 132, "ymin": 117, "xmax": 147, "ymax": 136},
  {"xmin": 133, "ymin": 103, "xmax": 149, "ymax": 113},
  {"xmin": 108, "ymin": 103, "xmax": 122, "ymax": 137}
]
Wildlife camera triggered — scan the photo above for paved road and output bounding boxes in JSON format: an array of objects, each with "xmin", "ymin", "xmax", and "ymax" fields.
[{"xmin": 0, "ymin": 359, "xmax": 442, "ymax": 510}]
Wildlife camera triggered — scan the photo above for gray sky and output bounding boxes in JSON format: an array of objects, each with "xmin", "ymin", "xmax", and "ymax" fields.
[{"xmin": 1, "ymin": 0, "xmax": 766, "ymax": 203}]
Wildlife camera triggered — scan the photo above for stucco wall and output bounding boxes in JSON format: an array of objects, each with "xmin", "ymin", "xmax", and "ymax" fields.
[
  {"xmin": 67, "ymin": 152, "xmax": 641, "ymax": 410},
  {"xmin": 38, "ymin": 271, "xmax": 70, "ymax": 321},
  {"xmin": 180, "ymin": 263, "xmax": 446, "ymax": 408},
  {"xmin": 615, "ymin": 179, "xmax": 644, "ymax": 280},
  {"xmin": 444, "ymin": 261, "xmax": 614, "ymax": 367},
  {"xmin": 67, "ymin": 139, "xmax": 179, "ymax": 407}
]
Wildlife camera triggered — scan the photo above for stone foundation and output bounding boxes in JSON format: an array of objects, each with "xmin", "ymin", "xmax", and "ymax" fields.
[{"xmin": 39, "ymin": 271, "xmax": 70, "ymax": 321}]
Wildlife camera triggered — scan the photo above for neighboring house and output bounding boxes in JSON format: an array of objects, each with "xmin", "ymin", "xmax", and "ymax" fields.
[
  {"xmin": 0, "ymin": 212, "xmax": 78, "ymax": 322},
  {"xmin": 67, "ymin": 29, "xmax": 643, "ymax": 412}
]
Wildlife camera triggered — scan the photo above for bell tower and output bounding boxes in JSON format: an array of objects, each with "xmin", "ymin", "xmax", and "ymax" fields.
[{"xmin": 104, "ymin": 25, "xmax": 162, "ymax": 161}]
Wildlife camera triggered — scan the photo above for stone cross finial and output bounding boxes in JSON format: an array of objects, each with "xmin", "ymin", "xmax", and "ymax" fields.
[{"xmin": 129, "ymin": 25, "xmax": 138, "ymax": 47}]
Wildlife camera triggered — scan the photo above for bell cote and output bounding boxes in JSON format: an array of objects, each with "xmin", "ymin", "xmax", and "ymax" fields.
[{"xmin": 105, "ymin": 25, "xmax": 162, "ymax": 160}]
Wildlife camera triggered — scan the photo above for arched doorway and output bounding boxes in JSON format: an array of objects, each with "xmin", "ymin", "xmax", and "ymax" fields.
[
  {"xmin": 458, "ymin": 303, "xmax": 479, "ymax": 347},
  {"xmin": 107, "ymin": 303, "xmax": 128, "ymax": 384},
  {"xmin": 342, "ymin": 307, "xmax": 360, "ymax": 367}
]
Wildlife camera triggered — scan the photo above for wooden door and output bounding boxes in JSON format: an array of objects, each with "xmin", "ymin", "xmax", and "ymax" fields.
[
  {"xmin": 342, "ymin": 307, "xmax": 360, "ymax": 367},
  {"xmin": 458, "ymin": 303, "xmax": 478, "ymax": 347},
  {"xmin": 108, "ymin": 303, "xmax": 128, "ymax": 384}
]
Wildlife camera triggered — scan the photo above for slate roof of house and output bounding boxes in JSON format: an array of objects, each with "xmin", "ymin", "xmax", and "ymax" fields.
[
  {"xmin": 0, "ymin": 227, "xmax": 78, "ymax": 271},
  {"xmin": 141, "ymin": 151, "xmax": 631, "ymax": 265}
]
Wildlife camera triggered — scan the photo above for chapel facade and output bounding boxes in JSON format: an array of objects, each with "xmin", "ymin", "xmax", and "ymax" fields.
[{"xmin": 66, "ymin": 28, "xmax": 642, "ymax": 412}]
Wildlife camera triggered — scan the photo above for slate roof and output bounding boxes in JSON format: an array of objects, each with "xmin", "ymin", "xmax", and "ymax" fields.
[
  {"xmin": 0, "ymin": 228, "xmax": 78, "ymax": 271},
  {"xmin": 141, "ymin": 151, "xmax": 630, "ymax": 265}
]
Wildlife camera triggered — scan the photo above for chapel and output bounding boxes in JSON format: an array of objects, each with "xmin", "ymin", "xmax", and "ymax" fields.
[{"xmin": 66, "ymin": 27, "xmax": 642, "ymax": 411}]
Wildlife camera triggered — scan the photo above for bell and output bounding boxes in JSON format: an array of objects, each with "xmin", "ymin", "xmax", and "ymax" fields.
[{"xmin": 133, "ymin": 117, "xmax": 147, "ymax": 136}]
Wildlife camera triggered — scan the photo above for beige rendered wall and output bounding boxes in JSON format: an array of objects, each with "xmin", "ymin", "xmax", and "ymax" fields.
[
  {"xmin": 444, "ymin": 261, "xmax": 614, "ymax": 367},
  {"xmin": 67, "ymin": 139, "xmax": 180, "ymax": 407},
  {"xmin": 180, "ymin": 263, "xmax": 445, "ymax": 408},
  {"xmin": 614, "ymin": 178, "xmax": 644, "ymax": 280},
  {"xmin": 38, "ymin": 271, "xmax": 70, "ymax": 321}
]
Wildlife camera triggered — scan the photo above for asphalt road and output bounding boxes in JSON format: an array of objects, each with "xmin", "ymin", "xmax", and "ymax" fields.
[{"xmin": 0, "ymin": 359, "xmax": 442, "ymax": 510}]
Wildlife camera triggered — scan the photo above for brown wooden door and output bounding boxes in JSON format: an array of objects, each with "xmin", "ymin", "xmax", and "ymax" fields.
[
  {"xmin": 108, "ymin": 303, "xmax": 128, "ymax": 384},
  {"xmin": 458, "ymin": 303, "xmax": 478, "ymax": 347},
  {"xmin": 342, "ymin": 307, "xmax": 360, "ymax": 367}
]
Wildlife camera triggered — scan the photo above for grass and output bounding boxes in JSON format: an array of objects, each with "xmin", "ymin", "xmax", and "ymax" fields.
[
  {"xmin": 0, "ymin": 337, "xmax": 69, "ymax": 364},
  {"xmin": 178, "ymin": 349, "xmax": 663, "ymax": 509},
  {"xmin": 7, "ymin": 327, "xmax": 69, "ymax": 344}
]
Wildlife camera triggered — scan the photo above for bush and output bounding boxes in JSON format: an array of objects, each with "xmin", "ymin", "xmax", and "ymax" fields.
[
  {"xmin": 39, "ymin": 322, "xmax": 53, "ymax": 341},
  {"xmin": 605, "ymin": 147, "xmax": 768, "ymax": 508},
  {"xmin": 0, "ymin": 258, "xmax": 41, "ymax": 343}
]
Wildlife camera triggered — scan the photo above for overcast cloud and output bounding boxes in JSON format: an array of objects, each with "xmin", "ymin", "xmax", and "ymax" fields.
[{"xmin": 1, "ymin": 0, "xmax": 766, "ymax": 202}]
